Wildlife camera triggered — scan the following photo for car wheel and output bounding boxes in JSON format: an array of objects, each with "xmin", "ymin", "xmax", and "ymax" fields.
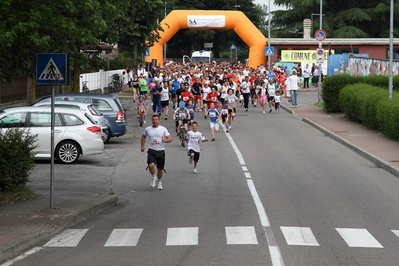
[
  {"xmin": 55, "ymin": 141, "xmax": 80, "ymax": 164},
  {"xmin": 104, "ymin": 127, "xmax": 112, "ymax": 144}
]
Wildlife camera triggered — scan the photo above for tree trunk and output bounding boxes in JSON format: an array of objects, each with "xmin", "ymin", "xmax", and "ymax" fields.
[{"xmin": 73, "ymin": 63, "xmax": 80, "ymax": 93}]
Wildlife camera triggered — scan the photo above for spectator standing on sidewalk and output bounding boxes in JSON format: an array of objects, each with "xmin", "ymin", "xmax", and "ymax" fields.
[
  {"xmin": 286, "ymin": 70, "xmax": 300, "ymax": 108},
  {"xmin": 141, "ymin": 115, "xmax": 172, "ymax": 190},
  {"xmin": 303, "ymin": 64, "xmax": 311, "ymax": 88}
]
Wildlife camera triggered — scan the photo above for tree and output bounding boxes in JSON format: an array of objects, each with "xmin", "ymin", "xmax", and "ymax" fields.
[
  {"xmin": 271, "ymin": 0, "xmax": 399, "ymax": 38},
  {"xmin": 112, "ymin": 0, "xmax": 165, "ymax": 72}
]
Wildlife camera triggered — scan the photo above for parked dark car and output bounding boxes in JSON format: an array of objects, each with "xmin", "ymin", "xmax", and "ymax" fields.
[{"xmin": 34, "ymin": 94, "xmax": 127, "ymax": 143}]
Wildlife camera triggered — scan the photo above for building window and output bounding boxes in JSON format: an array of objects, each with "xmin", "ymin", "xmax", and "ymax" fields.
[{"xmin": 386, "ymin": 48, "xmax": 399, "ymax": 59}]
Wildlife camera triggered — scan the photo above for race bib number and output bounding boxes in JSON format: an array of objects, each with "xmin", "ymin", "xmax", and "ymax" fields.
[
  {"xmin": 183, "ymin": 96, "xmax": 189, "ymax": 101},
  {"xmin": 151, "ymin": 138, "xmax": 161, "ymax": 146}
]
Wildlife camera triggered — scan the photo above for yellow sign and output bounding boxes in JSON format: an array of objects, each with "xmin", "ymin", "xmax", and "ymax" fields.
[{"xmin": 281, "ymin": 50, "xmax": 334, "ymax": 62}]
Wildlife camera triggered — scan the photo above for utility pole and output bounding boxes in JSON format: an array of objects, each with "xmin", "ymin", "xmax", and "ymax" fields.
[{"xmin": 318, "ymin": 0, "xmax": 323, "ymax": 103}]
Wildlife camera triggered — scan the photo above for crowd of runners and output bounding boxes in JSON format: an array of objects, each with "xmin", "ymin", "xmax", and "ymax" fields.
[{"xmin": 137, "ymin": 60, "xmax": 303, "ymax": 189}]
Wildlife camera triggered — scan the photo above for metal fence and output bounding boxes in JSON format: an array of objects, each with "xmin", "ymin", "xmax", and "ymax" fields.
[{"xmin": 79, "ymin": 69, "xmax": 124, "ymax": 93}]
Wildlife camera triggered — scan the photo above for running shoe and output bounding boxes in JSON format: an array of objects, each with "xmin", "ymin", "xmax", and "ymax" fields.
[
  {"xmin": 194, "ymin": 168, "xmax": 197, "ymax": 174},
  {"xmin": 262, "ymin": 111, "xmax": 265, "ymax": 114},
  {"xmin": 269, "ymin": 109, "xmax": 272, "ymax": 113},
  {"xmin": 150, "ymin": 179, "xmax": 156, "ymax": 188},
  {"xmin": 211, "ymin": 138, "xmax": 215, "ymax": 141},
  {"xmin": 189, "ymin": 157, "xmax": 193, "ymax": 164},
  {"xmin": 157, "ymin": 182, "xmax": 163, "ymax": 190}
]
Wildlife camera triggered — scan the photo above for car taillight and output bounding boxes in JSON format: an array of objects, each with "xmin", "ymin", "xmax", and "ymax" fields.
[
  {"xmin": 87, "ymin": 126, "xmax": 101, "ymax": 134},
  {"xmin": 116, "ymin": 111, "xmax": 125, "ymax": 122}
]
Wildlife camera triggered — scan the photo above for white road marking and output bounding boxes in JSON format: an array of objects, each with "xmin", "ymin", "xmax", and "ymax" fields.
[
  {"xmin": 0, "ymin": 247, "xmax": 43, "ymax": 266},
  {"xmin": 225, "ymin": 133, "xmax": 245, "ymax": 165},
  {"xmin": 247, "ymin": 180, "xmax": 270, "ymax": 227},
  {"xmin": 166, "ymin": 227, "xmax": 199, "ymax": 246},
  {"xmin": 225, "ymin": 129, "xmax": 284, "ymax": 265},
  {"xmin": 336, "ymin": 228, "xmax": 383, "ymax": 248},
  {"xmin": 44, "ymin": 229, "xmax": 88, "ymax": 247},
  {"xmin": 245, "ymin": 172, "xmax": 251, "ymax": 178},
  {"xmin": 392, "ymin": 230, "xmax": 399, "ymax": 238},
  {"xmin": 104, "ymin": 228, "xmax": 143, "ymax": 247},
  {"xmin": 280, "ymin": 227, "xmax": 320, "ymax": 246},
  {"xmin": 225, "ymin": 226, "xmax": 259, "ymax": 245}
]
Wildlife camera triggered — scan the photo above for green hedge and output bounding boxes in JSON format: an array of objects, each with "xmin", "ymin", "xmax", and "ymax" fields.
[
  {"xmin": 322, "ymin": 75, "xmax": 399, "ymax": 113},
  {"xmin": 339, "ymin": 84, "xmax": 399, "ymax": 140},
  {"xmin": 0, "ymin": 127, "xmax": 37, "ymax": 192}
]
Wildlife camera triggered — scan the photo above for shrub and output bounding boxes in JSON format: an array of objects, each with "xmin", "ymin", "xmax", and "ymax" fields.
[
  {"xmin": 376, "ymin": 92, "xmax": 399, "ymax": 140},
  {"xmin": 0, "ymin": 127, "xmax": 37, "ymax": 192}
]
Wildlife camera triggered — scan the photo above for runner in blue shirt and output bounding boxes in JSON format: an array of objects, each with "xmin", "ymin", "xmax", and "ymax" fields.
[{"xmin": 206, "ymin": 102, "xmax": 220, "ymax": 141}]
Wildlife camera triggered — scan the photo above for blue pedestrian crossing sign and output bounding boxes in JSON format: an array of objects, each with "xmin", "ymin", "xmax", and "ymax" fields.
[
  {"xmin": 264, "ymin": 46, "xmax": 274, "ymax": 56},
  {"xmin": 36, "ymin": 53, "xmax": 68, "ymax": 85}
]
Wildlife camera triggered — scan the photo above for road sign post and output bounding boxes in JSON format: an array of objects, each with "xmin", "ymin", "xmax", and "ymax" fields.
[{"xmin": 36, "ymin": 53, "xmax": 68, "ymax": 209}]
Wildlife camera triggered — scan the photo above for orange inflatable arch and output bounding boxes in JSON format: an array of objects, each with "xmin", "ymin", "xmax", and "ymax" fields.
[{"xmin": 145, "ymin": 10, "xmax": 267, "ymax": 69}]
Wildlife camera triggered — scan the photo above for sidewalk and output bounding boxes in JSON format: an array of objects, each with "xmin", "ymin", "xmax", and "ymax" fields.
[{"xmin": 1, "ymin": 90, "xmax": 399, "ymax": 264}]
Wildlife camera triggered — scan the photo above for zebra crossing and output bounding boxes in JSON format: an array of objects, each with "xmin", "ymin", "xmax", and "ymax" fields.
[{"xmin": 43, "ymin": 226, "xmax": 398, "ymax": 249}]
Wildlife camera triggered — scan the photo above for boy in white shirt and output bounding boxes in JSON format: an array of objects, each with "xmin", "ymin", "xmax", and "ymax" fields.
[
  {"xmin": 186, "ymin": 121, "xmax": 208, "ymax": 173},
  {"xmin": 274, "ymin": 90, "xmax": 281, "ymax": 113}
]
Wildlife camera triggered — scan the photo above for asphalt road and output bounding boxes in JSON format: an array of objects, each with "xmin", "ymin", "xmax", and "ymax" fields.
[{"xmin": 12, "ymin": 97, "xmax": 399, "ymax": 266}]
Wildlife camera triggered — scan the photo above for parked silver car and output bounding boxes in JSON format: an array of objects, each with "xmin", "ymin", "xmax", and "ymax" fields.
[
  {"xmin": 0, "ymin": 106, "xmax": 104, "ymax": 164},
  {"xmin": 32, "ymin": 101, "xmax": 109, "ymax": 143}
]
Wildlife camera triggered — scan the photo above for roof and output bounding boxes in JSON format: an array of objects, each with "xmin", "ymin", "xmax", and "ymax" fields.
[
  {"xmin": 1, "ymin": 106, "xmax": 87, "ymax": 114},
  {"xmin": 270, "ymin": 38, "xmax": 399, "ymax": 46}
]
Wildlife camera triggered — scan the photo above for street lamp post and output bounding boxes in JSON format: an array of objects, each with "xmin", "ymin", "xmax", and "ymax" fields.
[
  {"xmin": 163, "ymin": 0, "xmax": 167, "ymax": 61},
  {"xmin": 389, "ymin": 0, "xmax": 394, "ymax": 99},
  {"xmin": 317, "ymin": 0, "xmax": 323, "ymax": 103}
]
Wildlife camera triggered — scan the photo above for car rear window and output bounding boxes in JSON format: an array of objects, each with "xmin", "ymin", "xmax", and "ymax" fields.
[
  {"xmin": 113, "ymin": 98, "xmax": 125, "ymax": 112},
  {"xmin": 84, "ymin": 113, "xmax": 97, "ymax": 124},
  {"xmin": 61, "ymin": 113, "xmax": 84, "ymax": 126},
  {"xmin": 91, "ymin": 99, "xmax": 113, "ymax": 112}
]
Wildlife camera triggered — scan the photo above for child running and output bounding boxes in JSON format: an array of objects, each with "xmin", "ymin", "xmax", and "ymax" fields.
[
  {"xmin": 274, "ymin": 90, "xmax": 281, "ymax": 113},
  {"xmin": 186, "ymin": 121, "xmax": 208, "ymax": 173},
  {"xmin": 136, "ymin": 95, "xmax": 147, "ymax": 124},
  {"xmin": 206, "ymin": 102, "xmax": 220, "ymax": 141},
  {"xmin": 219, "ymin": 100, "xmax": 234, "ymax": 132}
]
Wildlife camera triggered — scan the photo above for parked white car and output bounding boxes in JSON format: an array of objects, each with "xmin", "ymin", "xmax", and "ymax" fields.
[
  {"xmin": 0, "ymin": 106, "xmax": 104, "ymax": 164},
  {"xmin": 32, "ymin": 101, "xmax": 109, "ymax": 143}
]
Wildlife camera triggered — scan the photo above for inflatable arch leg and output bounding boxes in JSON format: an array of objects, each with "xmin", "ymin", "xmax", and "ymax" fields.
[{"xmin": 145, "ymin": 10, "xmax": 267, "ymax": 69}]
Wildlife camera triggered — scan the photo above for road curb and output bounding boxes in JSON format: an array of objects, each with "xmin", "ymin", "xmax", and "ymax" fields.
[{"xmin": 0, "ymin": 194, "xmax": 119, "ymax": 264}]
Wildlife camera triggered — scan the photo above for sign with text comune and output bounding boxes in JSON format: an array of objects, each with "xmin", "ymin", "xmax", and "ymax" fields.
[{"xmin": 36, "ymin": 53, "xmax": 68, "ymax": 85}]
